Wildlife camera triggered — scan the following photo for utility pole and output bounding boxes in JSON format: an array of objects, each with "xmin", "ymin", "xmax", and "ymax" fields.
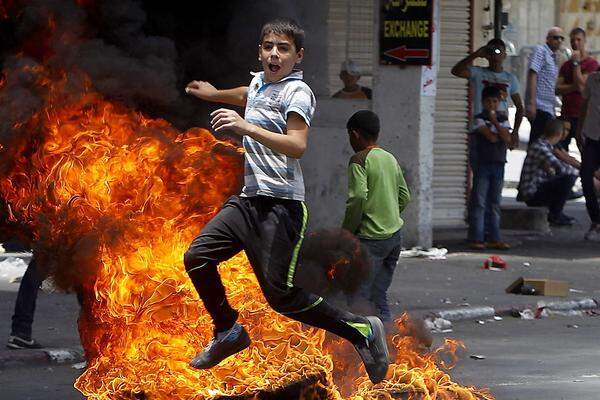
[{"xmin": 494, "ymin": 0, "xmax": 502, "ymax": 39}]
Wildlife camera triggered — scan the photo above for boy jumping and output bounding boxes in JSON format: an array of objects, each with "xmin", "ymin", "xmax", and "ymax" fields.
[{"xmin": 183, "ymin": 19, "xmax": 389, "ymax": 383}]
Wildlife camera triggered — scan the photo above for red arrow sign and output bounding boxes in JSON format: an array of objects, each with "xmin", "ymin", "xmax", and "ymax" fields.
[{"xmin": 384, "ymin": 45, "xmax": 430, "ymax": 62}]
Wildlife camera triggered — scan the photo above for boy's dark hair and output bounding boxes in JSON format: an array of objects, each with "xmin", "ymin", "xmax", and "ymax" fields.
[
  {"xmin": 570, "ymin": 27, "xmax": 586, "ymax": 37},
  {"xmin": 486, "ymin": 38, "xmax": 506, "ymax": 50},
  {"xmin": 260, "ymin": 18, "xmax": 305, "ymax": 51},
  {"xmin": 347, "ymin": 110, "xmax": 380, "ymax": 140},
  {"xmin": 543, "ymin": 119, "xmax": 565, "ymax": 138},
  {"xmin": 481, "ymin": 85, "xmax": 501, "ymax": 100}
]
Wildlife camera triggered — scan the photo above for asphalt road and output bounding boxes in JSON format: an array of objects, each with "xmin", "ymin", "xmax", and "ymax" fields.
[
  {"xmin": 2, "ymin": 314, "xmax": 600, "ymax": 399},
  {"xmin": 449, "ymin": 315, "xmax": 600, "ymax": 400}
]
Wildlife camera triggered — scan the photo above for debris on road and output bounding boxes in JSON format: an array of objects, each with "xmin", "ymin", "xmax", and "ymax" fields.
[
  {"xmin": 506, "ymin": 277, "xmax": 569, "ymax": 297},
  {"xmin": 437, "ymin": 306, "xmax": 495, "ymax": 321},
  {"xmin": 522, "ymin": 262, "xmax": 531, "ymax": 267},
  {"xmin": 566, "ymin": 324, "xmax": 579, "ymax": 329},
  {"xmin": 424, "ymin": 317, "xmax": 453, "ymax": 333},
  {"xmin": 519, "ymin": 309, "xmax": 535, "ymax": 320},
  {"xmin": 0, "ymin": 257, "xmax": 28, "ymax": 282},
  {"xmin": 400, "ymin": 247, "xmax": 448, "ymax": 260},
  {"xmin": 72, "ymin": 361, "xmax": 87, "ymax": 370},
  {"xmin": 470, "ymin": 354, "xmax": 486, "ymax": 360},
  {"xmin": 482, "ymin": 255, "xmax": 507, "ymax": 271}
]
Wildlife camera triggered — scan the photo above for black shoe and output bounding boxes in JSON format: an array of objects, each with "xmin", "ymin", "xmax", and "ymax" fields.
[
  {"xmin": 353, "ymin": 316, "xmax": 390, "ymax": 384},
  {"xmin": 548, "ymin": 214, "xmax": 574, "ymax": 227},
  {"xmin": 7, "ymin": 335, "xmax": 43, "ymax": 349},
  {"xmin": 189, "ymin": 324, "xmax": 251, "ymax": 369},
  {"xmin": 560, "ymin": 213, "xmax": 576, "ymax": 222}
]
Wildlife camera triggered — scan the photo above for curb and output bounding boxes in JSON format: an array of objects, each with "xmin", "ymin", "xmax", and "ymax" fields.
[
  {"xmin": 0, "ymin": 347, "xmax": 84, "ymax": 369},
  {"xmin": 427, "ymin": 297, "xmax": 600, "ymax": 322}
]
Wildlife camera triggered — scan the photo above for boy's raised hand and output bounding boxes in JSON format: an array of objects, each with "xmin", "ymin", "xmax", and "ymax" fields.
[
  {"xmin": 210, "ymin": 108, "xmax": 250, "ymax": 135},
  {"xmin": 185, "ymin": 80, "xmax": 218, "ymax": 99}
]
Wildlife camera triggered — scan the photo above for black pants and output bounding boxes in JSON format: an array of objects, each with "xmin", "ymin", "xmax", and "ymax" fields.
[
  {"xmin": 526, "ymin": 174, "xmax": 578, "ymax": 217},
  {"xmin": 184, "ymin": 195, "xmax": 369, "ymax": 344},
  {"xmin": 11, "ymin": 256, "xmax": 46, "ymax": 339},
  {"xmin": 528, "ymin": 110, "xmax": 554, "ymax": 146},
  {"xmin": 558, "ymin": 117, "xmax": 578, "ymax": 151},
  {"xmin": 581, "ymin": 138, "xmax": 600, "ymax": 224}
]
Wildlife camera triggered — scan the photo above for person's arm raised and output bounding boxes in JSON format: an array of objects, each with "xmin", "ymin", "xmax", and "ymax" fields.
[
  {"xmin": 450, "ymin": 46, "xmax": 487, "ymax": 78},
  {"xmin": 185, "ymin": 81, "xmax": 248, "ymax": 107}
]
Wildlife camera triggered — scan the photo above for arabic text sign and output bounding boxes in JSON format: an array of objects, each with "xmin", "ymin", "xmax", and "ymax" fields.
[{"xmin": 380, "ymin": 0, "xmax": 433, "ymax": 65}]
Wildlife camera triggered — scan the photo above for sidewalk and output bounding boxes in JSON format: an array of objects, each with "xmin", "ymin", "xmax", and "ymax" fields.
[
  {"xmin": 1, "ymin": 201, "xmax": 599, "ymax": 368},
  {"xmin": 390, "ymin": 200, "xmax": 600, "ymax": 320}
]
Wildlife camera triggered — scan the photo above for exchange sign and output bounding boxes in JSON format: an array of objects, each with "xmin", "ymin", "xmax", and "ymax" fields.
[{"xmin": 380, "ymin": 0, "xmax": 433, "ymax": 65}]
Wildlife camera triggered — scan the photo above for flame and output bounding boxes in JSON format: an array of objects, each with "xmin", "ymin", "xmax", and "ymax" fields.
[{"xmin": 0, "ymin": 10, "xmax": 494, "ymax": 400}]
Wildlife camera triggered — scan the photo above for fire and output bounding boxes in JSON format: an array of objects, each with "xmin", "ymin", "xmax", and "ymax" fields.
[{"xmin": 0, "ymin": 6, "xmax": 494, "ymax": 400}]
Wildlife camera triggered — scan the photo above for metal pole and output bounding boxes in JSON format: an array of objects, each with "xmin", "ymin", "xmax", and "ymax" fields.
[{"xmin": 494, "ymin": 0, "xmax": 502, "ymax": 38}]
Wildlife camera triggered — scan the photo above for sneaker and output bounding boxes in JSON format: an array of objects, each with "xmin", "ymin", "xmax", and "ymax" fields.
[
  {"xmin": 7, "ymin": 335, "xmax": 43, "ymax": 349},
  {"xmin": 468, "ymin": 242, "xmax": 485, "ymax": 250},
  {"xmin": 548, "ymin": 214, "xmax": 574, "ymax": 227},
  {"xmin": 189, "ymin": 323, "xmax": 251, "ymax": 369},
  {"xmin": 485, "ymin": 241, "xmax": 511, "ymax": 250},
  {"xmin": 584, "ymin": 225, "xmax": 600, "ymax": 241},
  {"xmin": 560, "ymin": 213, "xmax": 576, "ymax": 223},
  {"xmin": 353, "ymin": 316, "xmax": 390, "ymax": 384}
]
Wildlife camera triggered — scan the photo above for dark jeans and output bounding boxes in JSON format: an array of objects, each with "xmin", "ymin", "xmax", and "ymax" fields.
[
  {"xmin": 11, "ymin": 256, "xmax": 46, "ymax": 339},
  {"xmin": 526, "ymin": 174, "xmax": 578, "ymax": 217},
  {"xmin": 581, "ymin": 138, "xmax": 600, "ymax": 224},
  {"xmin": 558, "ymin": 117, "xmax": 578, "ymax": 151},
  {"xmin": 184, "ymin": 195, "xmax": 370, "ymax": 344},
  {"xmin": 358, "ymin": 229, "xmax": 402, "ymax": 322},
  {"xmin": 528, "ymin": 110, "xmax": 554, "ymax": 146},
  {"xmin": 468, "ymin": 163, "xmax": 505, "ymax": 242}
]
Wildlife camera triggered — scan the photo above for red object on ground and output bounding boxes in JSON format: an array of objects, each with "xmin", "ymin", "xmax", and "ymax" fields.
[{"xmin": 482, "ymin": 255, "xmax": 507, "ymax": 270}]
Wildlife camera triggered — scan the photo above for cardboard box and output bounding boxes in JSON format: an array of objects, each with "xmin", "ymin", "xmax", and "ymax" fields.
[{"xmin": 506, "ymin": 277, "xmax": 569, "ymax": 297}]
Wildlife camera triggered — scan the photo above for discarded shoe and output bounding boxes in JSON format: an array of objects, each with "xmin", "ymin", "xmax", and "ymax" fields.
[
  {"xmin": 6, "ymin": 335, "xmax": 43, "ymax": 349},
  {"xmin": 353, "ymin": 316, "xmax": 390, "ymax": 384},
  {"xmin": 189, "ymin": 323, "xmax": 251, "ymax": 369}
]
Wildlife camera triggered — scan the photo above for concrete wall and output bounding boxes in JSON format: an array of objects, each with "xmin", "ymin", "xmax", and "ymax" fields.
[
  {"xmin": 302, "ymin": 67, "xmax": 435, "ymax": 248},
  {"xmin": 301, "ymin": 99, "xmax": 372, "ymax": 230},
  {"xmin": 373, "ymin": 67, "xmax": 434, "ymax": 248}
]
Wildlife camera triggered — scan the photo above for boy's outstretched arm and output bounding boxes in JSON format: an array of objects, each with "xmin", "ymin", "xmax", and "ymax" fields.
[
  {"xmin": 210, "ymin": 109, "xmax": 308, "ymax": 159},
  {"xmin": 186, "ymin": 80, "xmax": 248, "ymax": 107}
]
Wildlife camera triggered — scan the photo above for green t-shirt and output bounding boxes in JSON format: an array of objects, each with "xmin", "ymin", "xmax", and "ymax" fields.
[{"xmin": 342, "ymin": 147, "xmax": 410, "ymax": 239}]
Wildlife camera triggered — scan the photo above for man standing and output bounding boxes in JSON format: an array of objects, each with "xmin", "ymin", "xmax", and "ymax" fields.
[
  {"xmin": 576, "ymin": 69, "xmax": 600, "ymax": 241},
  {"xmin": 556, "ymin": 28, "xmax": 599, "ymax": 150},
  {"xmin": 452, "ymin": 38, "xmax": 524, "ymax": 145},
  {"xmin": 526, "ymin": 27, "xmax": 564, "ymax": 145}
]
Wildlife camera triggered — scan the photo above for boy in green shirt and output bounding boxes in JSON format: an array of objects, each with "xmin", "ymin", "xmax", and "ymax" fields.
[{"xmin": 342, "ymin": 110, "xmax": 410, "ymax": 322}]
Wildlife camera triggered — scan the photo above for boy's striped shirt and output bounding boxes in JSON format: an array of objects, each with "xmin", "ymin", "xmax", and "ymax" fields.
[{"xmin": 241, "ymin": 70, "xmax": 316, "ymax": 201}]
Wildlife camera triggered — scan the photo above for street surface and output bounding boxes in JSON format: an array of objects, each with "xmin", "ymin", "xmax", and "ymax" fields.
[{"xmin": 1, "ymin": 199, "xmax": 599, "ymax": 399}]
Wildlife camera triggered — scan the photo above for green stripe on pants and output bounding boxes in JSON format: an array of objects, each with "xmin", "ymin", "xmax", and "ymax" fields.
[{"xmin": 286, "ymin": 202, "xmax": 308, "ymax": 288}]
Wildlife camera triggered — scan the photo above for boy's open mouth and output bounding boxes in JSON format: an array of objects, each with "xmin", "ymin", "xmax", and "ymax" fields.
[{"xmin": 268, "ymin": 63, "xmax": 281, "ymax": 73}]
